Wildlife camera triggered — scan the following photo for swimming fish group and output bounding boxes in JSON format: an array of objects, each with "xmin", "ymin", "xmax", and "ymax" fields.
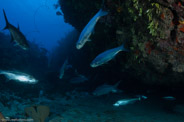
[{"xmin": 76, "ymin": 9, "xmax": 128, "ymax": 68}]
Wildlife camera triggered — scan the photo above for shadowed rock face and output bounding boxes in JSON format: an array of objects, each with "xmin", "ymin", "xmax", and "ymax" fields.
[{"xmin": 58, "ymin": 0, "xmax": 184, "ymax": 86}]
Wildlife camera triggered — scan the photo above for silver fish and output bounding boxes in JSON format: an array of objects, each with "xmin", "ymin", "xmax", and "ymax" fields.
[
  {"xmin": 93, "ymin": 81, "xmax": 121, "ymax": 96},
  {"xmin": 162, "ymin": 96, "xmax": 176, "ymax": 101},
  {"xmin": 0, "ymin": 70, "xmax": 38, "ymax": 84},
  {"xmin": 76, "ymin": 9, "xmax": 108, "ymax": 49},
  {"xmin": 70, "ymin": 74, "xmax": 88, "ymax": 84},
  {"xmin": 59, "ymin": 59, "xmax": 68, "ymax": 79},
  {"xmin": 113, "ymin": 96, "xmax": 147, "ymax": 107},
  {"xmin": 90, "ymin": 44, "xmax": 128, "ymax": 67},
  {"xmin": 3, "ymin": 9, "xmax": 29, "ymax": 50}
]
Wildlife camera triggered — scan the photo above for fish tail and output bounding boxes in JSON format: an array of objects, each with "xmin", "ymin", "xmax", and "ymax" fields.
[
  {"xmin": 120, "ymin": 44, "xmax": 129, "ymax": 52},
  {"xmin": 3, "ymin": 9, "xmax": 9, "ymax": 30},
  {"xmin": 99, "ymin": 9, "xmax": 108, "ymax": 16}
]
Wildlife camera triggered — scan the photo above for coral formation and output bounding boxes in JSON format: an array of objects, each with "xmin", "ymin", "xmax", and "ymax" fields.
[
  {"xmin": 0, "ymin": 112, "xmax": 6, "ymax": 122},
  {"xmin": 24, "ymin": 105, "xmax": 50, "ymax": 122}
]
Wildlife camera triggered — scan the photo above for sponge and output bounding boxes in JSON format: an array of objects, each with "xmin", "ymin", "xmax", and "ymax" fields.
[{"xmin": 24, "ymin": 105, "xmax": 50, "ymax": 122}]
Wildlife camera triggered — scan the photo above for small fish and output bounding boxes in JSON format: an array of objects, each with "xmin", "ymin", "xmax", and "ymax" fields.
[
  {"xmin": 56, "ymin": 11, "xmax": 62, "ymax": 16},
  {"xmin": 90, "ymin": 44, "xmax": 128, "ymax": 68},
  {"xmin": 93, "ymin": 81, "xmax": 121, "ymax": 96},
  {"xmin": 70, "ymin": 74, "xmax": 88, "ymax": 84},
  {"xmin": 59, "ymin": 59, "xmax": 68, "ymax": 79},
  {"xmin": 162, "ymin": 96, "xmax": 176, "ymax": 101},
  {"xmin": 76, "ymin": 9, "xmax": 108, "ymax": 49},
  {"xmin": 0, "ymin": 70, "xmax": 38, "ymax": 84},
  {"xmin": 2, "ymin": 9, "xmax": 29, "ymax": 50},
  {"xmin": 113, "ymin": 95, "xmax": 147, "ymax": 107}
]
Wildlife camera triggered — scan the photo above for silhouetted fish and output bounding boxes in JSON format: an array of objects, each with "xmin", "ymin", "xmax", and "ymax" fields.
[
  {"xmin": 59, "ymin": 58, "xmax": 68, "ymax": 79},
  {"xmin": 93, "ymin": 81, "xmax": 121, "ymax": 96},
  {"xmin": 3, "ymin": 9, "xmax": 29, "ymax": 50},
  {"xmin": 70, "ymin": 74, "xmax": 88, "ymax": 84}
]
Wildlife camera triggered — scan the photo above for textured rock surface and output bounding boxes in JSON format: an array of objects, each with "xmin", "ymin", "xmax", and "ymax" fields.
[{"xmin": 58, "ymin": 0, "xmax": 184, "ymax": 86}]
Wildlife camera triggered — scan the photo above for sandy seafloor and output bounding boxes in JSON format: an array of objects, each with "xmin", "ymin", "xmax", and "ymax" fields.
[{"xmin": 0, "ymin": 91, "xmax": 184, "ymax": 122}]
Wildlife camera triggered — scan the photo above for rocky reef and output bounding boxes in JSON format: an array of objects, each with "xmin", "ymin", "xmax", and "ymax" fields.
[{"xmin": 58, "ymin": 0, "xmax": 184, "ymax": 86}]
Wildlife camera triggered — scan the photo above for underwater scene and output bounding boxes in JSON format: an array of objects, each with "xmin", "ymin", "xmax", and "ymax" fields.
[{"xmin": 1, "ymin": 0, "xmax": 184, "ymax": 121}]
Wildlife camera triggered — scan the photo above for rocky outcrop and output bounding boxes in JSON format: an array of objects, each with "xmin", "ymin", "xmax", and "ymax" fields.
[{"xmin": 59, "ymin": 0, "xmax": 184, "ymax": 86}]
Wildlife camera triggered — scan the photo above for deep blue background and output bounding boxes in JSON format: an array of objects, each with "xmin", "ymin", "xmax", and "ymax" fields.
[{"xmin": 0, "ymin": 0, "xmax": 74, "ymax": 51}]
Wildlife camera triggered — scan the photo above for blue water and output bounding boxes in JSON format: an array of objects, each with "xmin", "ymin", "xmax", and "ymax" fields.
[{"xmin": 0, "ymin": 0, "xmax": 73, "ymax": 51}]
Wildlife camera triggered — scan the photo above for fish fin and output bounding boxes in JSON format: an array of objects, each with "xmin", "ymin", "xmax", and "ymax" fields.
[
  {"xmin": 119, "ymin": 44, "xmax": 129, "ymax": 52},
  {"xmin": 99, "ymin": 9, "xmax": 108, "ymax": 16},
  {"xmin": 3, "ymin": 9, "xmax": 9, "ymax": 29}
]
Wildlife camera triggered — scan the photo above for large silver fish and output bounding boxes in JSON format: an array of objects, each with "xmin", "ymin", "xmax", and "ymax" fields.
[
  {"xmin": 0, "ymin": 70, "xmax": 38, "ymax": 84},
  {"xmin": 76, "ymin": 9, "xmax": 108, "ymax": 49},
  {"xmin": 90, "ymin": 44, "xmax": 128, "ymax": 67},
  {"xmin": 93, "ymin": 81, "xmax": 121, "ymax": 96},
  {"xmin": 3, "ymin": 9, "xmax": 29, "ymax": 50}
]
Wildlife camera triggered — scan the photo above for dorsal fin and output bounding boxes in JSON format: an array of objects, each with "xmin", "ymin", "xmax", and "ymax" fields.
[{"xmin": 3, "ymin": 9, "xmax": 9, "ymax": 30}]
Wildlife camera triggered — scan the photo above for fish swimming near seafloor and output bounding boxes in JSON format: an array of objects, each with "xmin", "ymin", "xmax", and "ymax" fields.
[
  {"xmin": 90, "ymin": 44, "xmax": 128, "ymax": 68},
  {"xmin": 76, "ymin": 9, "xmax": 108, "ymax": 49},
  {"xmin": 2, "ymin": 9, "xmax": 29, "ymax": 50},
  {"xmin": 0, "ymin": 70, "xmax": 38, "ymax": 84},
  {"xmin": 113, "ymin": 95, "xmax": 147, "ymax": 107},
  {"xmin": 59, "ymin": 58, "xmax": 68, "ymax": 79},
  {"xmin": 93, "ymin": 80, "xmax": 122, "ymax": 96}
]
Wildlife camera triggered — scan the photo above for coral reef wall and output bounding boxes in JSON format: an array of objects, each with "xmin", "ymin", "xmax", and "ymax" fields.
[{"xmin": 59, "ymin": 0, "xmax": 184, "ymax": 86}]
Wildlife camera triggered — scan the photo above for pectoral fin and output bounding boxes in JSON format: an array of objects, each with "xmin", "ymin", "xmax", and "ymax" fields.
[{"xmin": 3, "ymin": 25, "xmax": 8, "ymax": 30}]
